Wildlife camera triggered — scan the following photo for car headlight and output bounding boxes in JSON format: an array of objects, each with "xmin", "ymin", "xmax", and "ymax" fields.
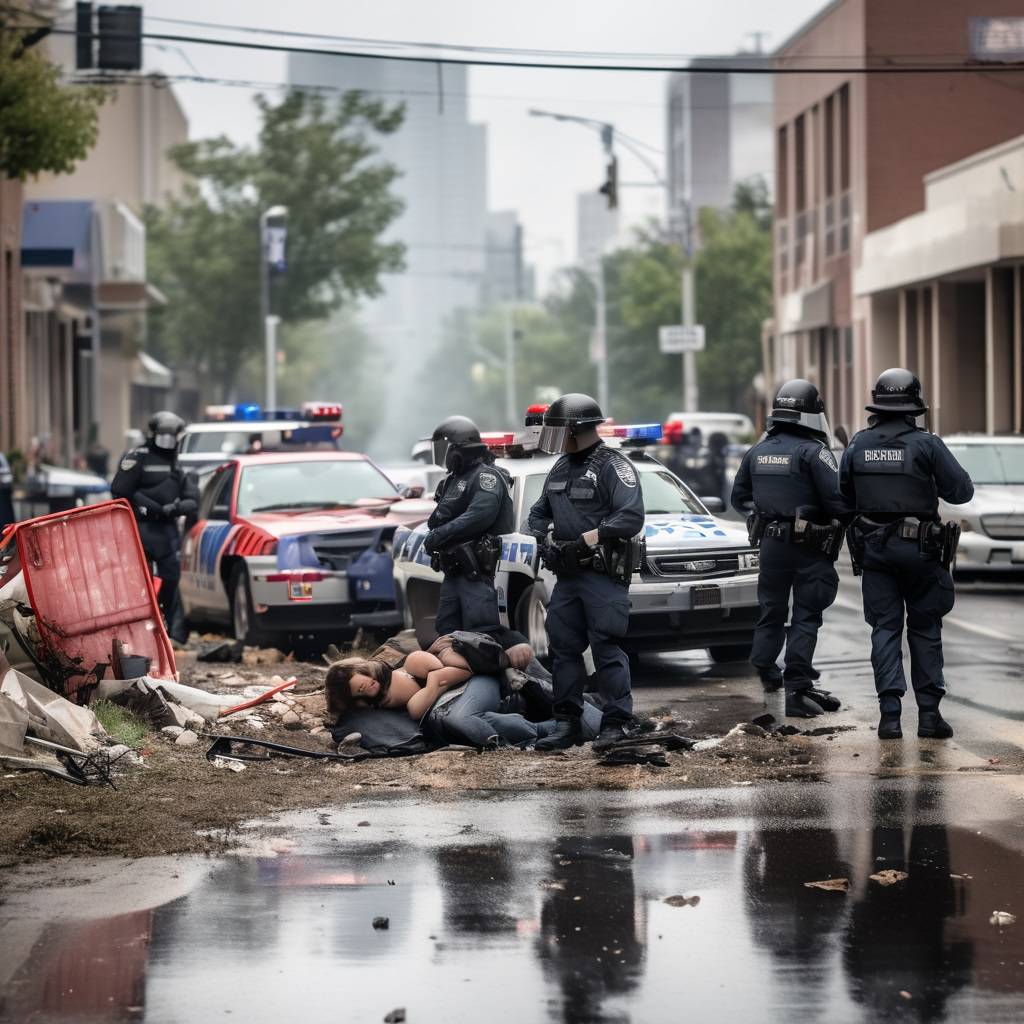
[{"xmin": 739, "ymin": 551, "xmax": 759, "ymax": 570}]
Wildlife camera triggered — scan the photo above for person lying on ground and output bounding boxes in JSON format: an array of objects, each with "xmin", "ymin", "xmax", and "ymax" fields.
[{"xmin": 325, "ymin": 638, "xmax": 601, "ymax": 748}]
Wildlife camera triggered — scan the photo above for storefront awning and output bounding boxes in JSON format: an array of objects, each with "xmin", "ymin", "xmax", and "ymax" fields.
[{"xmin": 132, "ymin": 352, "xmax": 173, "ymax": 389}]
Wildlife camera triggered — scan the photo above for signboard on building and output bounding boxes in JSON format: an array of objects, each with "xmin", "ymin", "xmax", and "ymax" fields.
[
  {"xmin": 659, "ymin": 325, "xmax": 706, "ymax": 354},
  {"xmin": 970, "ymin": 17, "xmax": 1024, "ymax": 61}
]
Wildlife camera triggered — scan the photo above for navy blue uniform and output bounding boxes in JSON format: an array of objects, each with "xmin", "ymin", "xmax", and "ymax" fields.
[
  {"xmin": 731, "ymin": 427, "xmax": 848, "ymax": 691},
  {"xmin": 840, "ymin": 417, "xmax": 973, "ymax": 711},
  {"xmin": 111, "ymin": 444, "xmax": 199, "ymax": 642},
  {"xmin": 426, "ymin": 460, "xmax": 514, "ymax": 637},
  {"xmin": 528, "ymin": 442, "xmax": 645, "ymax": 725}
]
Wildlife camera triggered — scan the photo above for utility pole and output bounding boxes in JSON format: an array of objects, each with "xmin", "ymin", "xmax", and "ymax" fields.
[
  {"xmin": 679, "ymin": 74, "xmax": 699, "ymax": 413},
  {"xmin": 259, "ymin": 205, "xmax": 288, "ymax": 409},
  {"xmin": 594, "ymin": 258, "xmax": 609, "ymax": 413},
  {"xmin": 503, "ymin": 304, "xmax": 517, "ymax": 423}
]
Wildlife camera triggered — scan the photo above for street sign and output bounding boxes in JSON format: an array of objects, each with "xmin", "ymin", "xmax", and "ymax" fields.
[{"xmin": 659, "ymin": 325, "xmax": 705, "ymax": 354}]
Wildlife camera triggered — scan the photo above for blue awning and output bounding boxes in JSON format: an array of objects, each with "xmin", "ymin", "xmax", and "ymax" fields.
[{"xmin": 21, "ymin": 201, "xmax": 93, "ymax": 271}]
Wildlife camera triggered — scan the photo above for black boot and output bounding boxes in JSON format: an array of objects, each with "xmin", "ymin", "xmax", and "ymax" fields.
[
  {"xmin": 592, "ymin": 719, "xmax": 640, "ymax": 752},
  {"xmin": 807, "ymin": 688, "xmax": 841, "ymax": 712},
  {"xmin": 785, "ymin": 690, "xmax": 824, "ymax": 718},
  {"xmin": 535, "ymin": 716, "xmax": 584, "ymax": 752},
  {"xmin": 758, "ymin": 667, "xmax": 783, "ymax": 692},
  {"xmin": 917, "ymin": 709, "xmax": 953, "ymax": 739},
  {"xmin": 877, "ymin": 711, "xmax": 903, "ymax": 740}
]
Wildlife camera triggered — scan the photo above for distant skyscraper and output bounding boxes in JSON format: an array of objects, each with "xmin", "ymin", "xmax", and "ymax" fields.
[
  {"xmin": 666, "ymin": 54, "xmax": 774, "ymax": 219},
  {"xmin": 576, "ymin": 191, "xmax": 620, "ymax": 269},
  {"xmin": 287, "ymin": 54, "xmax": 488, "ymax": 453},
  {"xmin": 483, "ymin": 210, "xmax": 533, "ymax": 304}
]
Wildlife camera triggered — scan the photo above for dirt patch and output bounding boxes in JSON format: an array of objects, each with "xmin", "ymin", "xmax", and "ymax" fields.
[{"xmin": 0, "ymin": 724, "xmax": 824, "ymax": 867}]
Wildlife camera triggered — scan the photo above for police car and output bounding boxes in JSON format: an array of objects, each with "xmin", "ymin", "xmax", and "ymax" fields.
[
  {"xmin": 179, "ymin": 451, "xmax": 434, "ymax": 648},
  {"xmin": 392, "ymin": 416, "xmax": 761, "ymax": 661},
  {"xmin": 178, "ymin": 402, "xmax": 345, "ymax": 473}
]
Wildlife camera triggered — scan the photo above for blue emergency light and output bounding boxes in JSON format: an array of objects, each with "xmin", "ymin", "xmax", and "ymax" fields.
[
  {"xmin": 598, "ymin": 423, "xmax": 663, "ymax": 444},
  {"xmin": 235, "ymin": 403, "xmax": 262, "ymax": 420}
]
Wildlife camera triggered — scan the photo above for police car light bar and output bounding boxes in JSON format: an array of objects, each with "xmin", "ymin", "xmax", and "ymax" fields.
[
  {"xmin": 598, "ymin": 423, "xmax": 663, "ymax": 444},
  {"xmin": 302, "ymin": 401, "xmax": 343, "ymax": 422},
  {"xmin": 481, "ymin": 432, "xmax": 516, "ymax": 448}
]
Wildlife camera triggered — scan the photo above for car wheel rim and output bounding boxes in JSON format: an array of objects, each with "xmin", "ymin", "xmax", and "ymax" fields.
[
  {"xmin": 233, "ymin": 581, "xmax": 248, "ymax": 640},
  {"xmin": 529, "ymin": 592, "xmax": 548, "ymax": 659}
]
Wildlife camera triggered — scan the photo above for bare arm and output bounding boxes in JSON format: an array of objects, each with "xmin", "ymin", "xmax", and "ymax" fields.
[{"xmin": 405, "ymin": 667, "xmax": 470, "ymax": 720}]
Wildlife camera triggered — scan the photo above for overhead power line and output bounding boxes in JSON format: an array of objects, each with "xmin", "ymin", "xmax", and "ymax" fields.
[{"xmin": 42, "ymin": 27, "xmax": 1024, "ymax": 75}]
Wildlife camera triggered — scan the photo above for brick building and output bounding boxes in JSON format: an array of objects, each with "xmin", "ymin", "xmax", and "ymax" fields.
[{"xmin": 766, "ymin": 0, "xmax": 1024, "ymax": 434}]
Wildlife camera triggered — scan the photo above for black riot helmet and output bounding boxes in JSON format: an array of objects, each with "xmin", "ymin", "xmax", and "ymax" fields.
[
  {"xmin": 147, "ymin": 411, "xmax": 186, "ymax": 453},
  {"xmin": 767, "ymin": 379, "xmax": 829, "ymax": 439},
  {"xmin": 867, "ymin": 367, "xmax": 928, "ymax": 416},
  {"xmin": 431, "ymin": 415, "xmax": 487, "ymax": 473},
  {"xmin": 537, "ymin": 393, "xmax": 605, "ymax": 454}
]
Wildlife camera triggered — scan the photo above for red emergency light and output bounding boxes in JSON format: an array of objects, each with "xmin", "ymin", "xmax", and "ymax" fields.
[
  {"xmin": 302, "ymin": 401, "xmax": 343, "ymax": 422},
  {"xmin": 524, "ymin": 403, "xmax": 548, "ymax": 427}
]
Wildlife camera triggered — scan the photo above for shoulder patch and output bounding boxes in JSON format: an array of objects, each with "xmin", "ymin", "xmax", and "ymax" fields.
[
  {"xmin": 818, "ymin": 447, "xmax": 838, "ymax": 472},
  {"xmin": 611, "ymin": 455, "xmax": 637, "ymax": 487},
  {"xmin": 119, "ymin": 456, "xmax": 137, "ymax": 471},
  {"xmin": 478, "ymin": 471, "xmax": 497, "ymax": 491}
]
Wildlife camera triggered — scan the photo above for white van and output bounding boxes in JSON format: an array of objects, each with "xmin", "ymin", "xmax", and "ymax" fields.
[{"xmin": 664, "ymin": 412, "xmax": 755, "ymax": 442}]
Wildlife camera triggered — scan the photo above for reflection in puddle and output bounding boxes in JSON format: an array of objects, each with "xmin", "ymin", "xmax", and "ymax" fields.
[{"xmin": 3, "ymin": 783, "xmax": 1024, "ymax": 1023}]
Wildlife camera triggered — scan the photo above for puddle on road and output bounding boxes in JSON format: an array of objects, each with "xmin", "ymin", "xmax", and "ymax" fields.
[{"xmin": 3, "ymin": 782, "xmax": 1024, "ymax": 1024}]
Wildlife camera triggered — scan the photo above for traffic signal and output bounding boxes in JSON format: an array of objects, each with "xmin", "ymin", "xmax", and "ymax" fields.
[
  {"xmin": 75, "ymin": 4, "xmax": 142, "ymax": 71},
  {"xmin": 599, "ymin": 156, "xmax": 619, "ymax": 210}
]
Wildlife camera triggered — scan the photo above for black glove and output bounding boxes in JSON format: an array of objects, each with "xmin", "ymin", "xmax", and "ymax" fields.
[
  {"xmin": 161, "ymin": 499, "xmax": 181, "ymax": 518},
  {"xmin": 423, "ymin": 530, "xmax": 441, "ymax": 554}
]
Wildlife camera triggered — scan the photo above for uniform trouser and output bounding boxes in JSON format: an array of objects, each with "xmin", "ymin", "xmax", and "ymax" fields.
[
  {"xmin": 546, "ymin": 571, "xmax": 632, "ymax": 726},
  {"xmin": 138, "ymin": 521, "xmax": 184, "ymax": 640},
  {"xmin": 751, "ymin": 536, "xmax": 839, "ymax": 693},
  {"xmin": 860, "ymin": 535, "xmax": 954, "ymax": 711},
  {"xmin": 438, "ymin": 675, "xmax": 602, "ymax": 747},
  {"xmin": 434, "ymin": 573, "xmax": 501, "ymax": 637}
]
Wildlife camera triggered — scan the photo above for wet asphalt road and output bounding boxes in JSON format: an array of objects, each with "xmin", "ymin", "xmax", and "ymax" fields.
[{"xmin": 2, "ymin": 569, "xmax": 1023, "ymax": 1024}]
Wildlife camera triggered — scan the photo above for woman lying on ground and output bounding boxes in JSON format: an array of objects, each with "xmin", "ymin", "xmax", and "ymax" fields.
[{"xmin": 325, "ymin": 635, "xmax": 600, "ymax": 748}]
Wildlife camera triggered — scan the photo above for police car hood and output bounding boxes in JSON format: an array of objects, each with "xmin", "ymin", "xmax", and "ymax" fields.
[
  {"xmin": 942, "ymin": 485, "xmax": 1024, "ymax": 517},
  {"xmin": 246, "ymin": 498, "xmax": 435, "ymax": 538},
  {"xmin": 642, "ymin": 514, "xmax": 750, "ymax": 550}
]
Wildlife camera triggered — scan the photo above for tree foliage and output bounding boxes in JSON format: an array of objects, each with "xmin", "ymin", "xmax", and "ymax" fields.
[
  {"xmin": 0, "ymin": 17, "xmax": 107, "ymax": 180},
  {"xmin": 426, "ymin": 182, "xmax": 772, "ymax": 428},
  {"xmin": 146, "ymin": 91, "xmax": 406, "ymax": 397}
]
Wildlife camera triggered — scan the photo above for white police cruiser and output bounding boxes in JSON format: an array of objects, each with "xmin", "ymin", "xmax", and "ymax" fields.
[{"xmin": 392, "ymin": 415, "xmax": 760, "ymax": 661}]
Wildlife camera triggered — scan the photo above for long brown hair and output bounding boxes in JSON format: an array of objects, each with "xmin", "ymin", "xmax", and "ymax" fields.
[{"xmin": 325, "ymin": 657, "xmax": 393, "ymax": 723}]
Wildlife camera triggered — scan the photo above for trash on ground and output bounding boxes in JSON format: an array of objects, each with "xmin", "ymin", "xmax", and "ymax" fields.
[
  {"xmin": 212, "ymin": 756, "xmax": 247, "ymax": 773},
  {"xmin": 197, "ymin": 639, "xmax": 244, "ymax": 663},
  {"xmin": 990, "ymin": 911, "xmax": 1017, "ymax": 927},
  {"xmin": 804, "ymin": 878, "xmax": 850, "ymax": 893},
  {"xmin": 664, "ymin": 894, "xmax": 701, "ymax": 907},
  {"xmin": 869, "ymin": 869, "xmax": 909, "ymax": 886}
]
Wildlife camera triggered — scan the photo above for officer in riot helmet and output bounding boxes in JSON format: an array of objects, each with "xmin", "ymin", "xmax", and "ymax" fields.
[
  {"xmin": 111, "ymin": 411, "xmax": 198, "ymax": 644},
  {"xmin": 731, "ymin": 379, "xmax": 850, "ymax": 717},
  {"xmin": 527, "ymin": 394, "xmax": 646, "ymax": 751},
  {"xmin": 840, "ymin": 368, "xmax": 973, "ymax": 740},
  {"xmin": 424, "ymin": 415, "xmax": 514, "ymax": 637}
]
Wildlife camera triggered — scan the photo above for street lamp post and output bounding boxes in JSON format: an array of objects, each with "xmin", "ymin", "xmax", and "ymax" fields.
[{"xmin": 259, "ymin": 205, "xmax": 288, "ymax": 410}]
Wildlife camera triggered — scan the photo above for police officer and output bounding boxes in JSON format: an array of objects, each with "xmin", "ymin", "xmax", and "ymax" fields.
[
  {"xmin": 731, "ymin": 380, "xmax": 849, "ymax": 717},
  {"xmin": 111, "ymin": 411, "xmax": 198, "ymax": 643},
  {"xmin": 840, "ymin": 368, "xmax": 974, "ymax": 740},
  {"xmin": 527, "ymin": 394, "xmax": 645, "ymax": 751},
  {"xmin": 424, "ymin": 416, "xmax": 514, "ymax": 637}
]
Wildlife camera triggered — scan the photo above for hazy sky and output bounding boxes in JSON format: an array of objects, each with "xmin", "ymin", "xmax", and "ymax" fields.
[{"xmin": 140, "ymin": 0, "xmax": 827, "ymax": 287}]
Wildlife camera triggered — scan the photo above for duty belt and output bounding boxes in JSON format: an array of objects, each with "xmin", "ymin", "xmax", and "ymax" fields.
[
  {"xmin": 849, "ymin": 515, "xmax": 960, "ymax": 571},
  {"xmin": 749, "ymin": 512, "xmax": 844, "ymax": 559}
]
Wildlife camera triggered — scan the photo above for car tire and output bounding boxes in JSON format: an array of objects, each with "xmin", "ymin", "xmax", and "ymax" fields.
[
  {"xmin": 230, "ymin": 563, "xmax": 275, "ymax": 649},
  {"xmin": 516, "ymin": 583, "xmax": 550, "ymax": 662},
  {"xmin": 707, "ymin": 642, "xmax": 753, "ymax": 664}
]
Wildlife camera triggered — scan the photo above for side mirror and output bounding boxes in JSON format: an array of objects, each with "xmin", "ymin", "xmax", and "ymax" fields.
[
  {"xmin": 700, "ymin": 496, "xmax": 726, "ymax": 514},
  {"xmin": 402, "ymin": 484, "xmax": 425, "ymax": 499},
  {"xmin": 833, "ymin": 425, "xmax": 850, "ymax": 449}
]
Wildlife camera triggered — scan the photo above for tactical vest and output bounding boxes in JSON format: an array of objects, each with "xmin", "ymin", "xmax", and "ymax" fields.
[
  {"xmin": 848, "ymin": 425, "xmax": 937, "ymax": 518},
  {"xmin": 749, "ymin": 434, "xmax": 825, "ymax": 518}
]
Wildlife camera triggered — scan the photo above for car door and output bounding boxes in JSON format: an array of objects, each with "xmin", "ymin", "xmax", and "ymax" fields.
[{"xmin": 180, "ymin": 464, "xmax": 236, "ymax": 620}]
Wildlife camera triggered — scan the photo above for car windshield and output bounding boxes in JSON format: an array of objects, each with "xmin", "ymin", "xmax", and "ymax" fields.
[
  {"xmin": 516, "ymin": 465, "xmax": 705, "ymax": 528},
  {"xmin": 945, "ymin": 444, "xmax": 1024, "ymax": 485},
  {"xmin": 237, "ymin": 460, "xmax": 399, "ymax": 515}
]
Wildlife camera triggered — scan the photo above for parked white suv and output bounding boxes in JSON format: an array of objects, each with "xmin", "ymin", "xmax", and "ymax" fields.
[{"xmin": 392, "ymin": 426, "xmax": 760, "ymax": 661}]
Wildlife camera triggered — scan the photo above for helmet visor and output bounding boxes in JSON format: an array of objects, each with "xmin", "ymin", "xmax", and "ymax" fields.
[
  {"xmin": 537, "ymin": 424, "xmax": 571, "ymax": 454},
  {"xmin": 431, "ymin": 438, "xmax": 450, "ymax": 468},
  {"xmin": 797, "ymin": 411, "xmax": 830, "ymax": 437},
  {"xmin": 153, "ymin": 433, "xmax": 179, "ymax": 451}
]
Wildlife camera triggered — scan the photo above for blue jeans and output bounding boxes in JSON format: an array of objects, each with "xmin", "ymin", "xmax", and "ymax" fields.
[{"xmin": 439, "ymin": 675, "xmax": 602, "ymax": 747}]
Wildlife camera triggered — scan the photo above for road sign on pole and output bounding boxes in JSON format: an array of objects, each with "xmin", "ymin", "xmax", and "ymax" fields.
[{"xmin": 659, "ymin": 324, "xmax": 706, "ymax": 354}]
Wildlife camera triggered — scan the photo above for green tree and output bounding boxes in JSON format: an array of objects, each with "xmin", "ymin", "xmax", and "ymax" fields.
[
  {"xmin": 0, "ymin": 10, "xmax": 107, "ymax": 179},
  {"xmin": 146, "ymin": 90, "xmax": 405, "ymax": 398}
]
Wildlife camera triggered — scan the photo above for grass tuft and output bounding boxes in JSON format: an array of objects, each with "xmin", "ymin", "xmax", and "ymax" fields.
[{"xmin": 91, "ymin": 700, "xmax": 149, "ymax": 749}]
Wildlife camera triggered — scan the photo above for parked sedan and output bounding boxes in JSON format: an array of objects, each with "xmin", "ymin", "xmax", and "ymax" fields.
[
  {"xmin": 179, "ymin": 452, "xmax": 434, "ymax": 648},
  {"xmin": 941, "ymin": 435, "xmax": 1024, "ymax": 576}
]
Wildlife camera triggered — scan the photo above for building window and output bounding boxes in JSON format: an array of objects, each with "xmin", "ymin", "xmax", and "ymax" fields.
[
  {"xmin": 777, "ymin": 125, "xmax": 788, "ymax": 216},
  {"xmin": 777, "ymin": 221, "xmax": 788, "ymax": 293},
  {"xmin": 824, "ymin": 95, "xmax": 835, "ymax": 199},
  {"xmin": 839, "ymin": 84, "xmax": 850, "ymax": 193},
  {"xmin": 795, "ymin": 114, "xmax": 806, "ymax": 212},
  {"xmin": 839, "ymin": 192, "xmax": 851, "ymax": 253},
  {"xmin": 824, "ymin": 199, "xmax": 836, "ymax": 258}
]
